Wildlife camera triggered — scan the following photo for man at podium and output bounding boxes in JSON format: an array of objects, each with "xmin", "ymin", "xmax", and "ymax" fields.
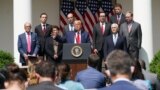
[{"xmin": 64, "ymin": 20, "xmax": 90, "ymax": 44}]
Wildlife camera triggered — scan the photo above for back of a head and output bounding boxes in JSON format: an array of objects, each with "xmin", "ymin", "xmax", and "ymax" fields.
[
  {"xmin": 4, "ymin": 63, "xmax": 27, "ymax": 83},
  {"xmin": 0, "ymin": 69, "xmax": 8, "ymax": 89},
  {"xmin": 35, "ymin": 61, "xmax": 56, "ymax": 78},
  {"xmin": 57, "ymin": 63, "xmax": 70, "ymax": 83},
  {"xmin": 88, "ymin": 54, "xmax": 100, "ymax": 68},
  {"xmin": 106, "ymin": 50, "xmax": 134, "ymax": 76}
]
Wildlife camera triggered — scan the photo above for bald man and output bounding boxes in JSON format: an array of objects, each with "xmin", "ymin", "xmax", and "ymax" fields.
[
  {"xmin": 18, "ymin": 22, "xmax": 39, "ymax": 66},
  {"xmin": 103, "ymin": 23, "xmax": 127, "ymax": 59},
  {"xmin": 64, "ymin": 20, "xmax": 90, "ymax": 43}
]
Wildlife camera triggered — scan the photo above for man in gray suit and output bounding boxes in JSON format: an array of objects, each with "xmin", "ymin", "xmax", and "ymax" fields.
[
  {"xmin": 63, "ymin": 13, "xmax": 75, "ymax": 35},
  {"xmin": 18, "ymin": 22, "xmax": 39, "ymax": 66},
  {"xmin": 120, "ymin": 11, "xmax": 142, "ymax": 59}
]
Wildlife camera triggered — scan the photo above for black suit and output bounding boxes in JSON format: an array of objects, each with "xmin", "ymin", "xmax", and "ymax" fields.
[
  {"xmin": 27, "ymin": 81, "xmax": 63, "ymax": 90},
  {"xmin": 110, "ymin": 13, "xmax": 126, "ymax": 26},
  {"xmin": 45, "ymin": 35, "xmax": 64, "ymax": 64},
  {"xmin": 35, "ymin": 24, "xmax": 52, "ymax": 56},
  {"xmin": 103, "ymin": 34, "xmax": 127, "ymax": 59},
  {"xmin": 120, "ymin": 21, "xmax": 142, "ymax": 59},
  {"xmin": 93, "ymin": 22, "xmax": 111, "ymax": 71}
]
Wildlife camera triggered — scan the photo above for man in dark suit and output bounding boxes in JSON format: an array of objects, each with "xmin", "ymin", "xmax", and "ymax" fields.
[
  {"xmin": 120, "ymin": 11, "xmax": 142, "ymax": 59},
  {"xmin": 27, "ymin": 61, "xmax": 63, "ymax": 90},
  {"xmin": 75, "ymin": 54, "xmax": 106, "ymax": 89},
  {"xmin": 18, "ymin": 22, "xmax": 39, "ymax": 66},
  {"xmin": 99, "ymin": 50, "xmax": 140, "ymax": 90},
  {"xmin": 45, "ymin": 25, "xmax": 64, "ymax": 64},
  {"xmin": 93, "ymin": 12, "xmax": 111, "ymax": 71},
  {"xmin": 110, "ymin": 3, "xmax": 126, "ymax": 26},
  {"xmin": 103, "ymin": 23, "xmax": 127, "ymax": 59},
  {"xmin": 63, "ymin": 13, "xmax": 75, "ymax": 34},
  {"xmin": 65, "ymin": 20, "xmax": 90, "ymax": 43},
  {"xmin": 35, "ymin": 13, "xmax": 52, "ymax": 59}
]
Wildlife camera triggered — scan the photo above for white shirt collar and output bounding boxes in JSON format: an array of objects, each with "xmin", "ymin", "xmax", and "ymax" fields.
[{"xmin": 113, "ymin": 78, "xmax": 132, "ymax": 83}]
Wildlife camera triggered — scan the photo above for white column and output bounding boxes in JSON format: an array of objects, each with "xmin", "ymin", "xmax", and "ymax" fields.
[
  {"xmin": 13, "ymin": 0, "xmax": 32, "ymax": 66},
  {"xmin": 133, "ymin": 0, "xmax": 153, "ymax": 63}
]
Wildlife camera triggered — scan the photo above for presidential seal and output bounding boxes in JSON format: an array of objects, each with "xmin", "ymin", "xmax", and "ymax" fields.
[{"xmin": 71, "ymin": 45, "xmax": 83, "ymax": 58}]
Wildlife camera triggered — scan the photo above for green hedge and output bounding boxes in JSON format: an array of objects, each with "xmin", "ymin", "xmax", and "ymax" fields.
[
  {"xmin": 0, "ymin": 50, "xmax": 14, "ymax": 68},
  {"xmin": 150, "ymin": 50, "xmax": 160, "ymax": 80}
]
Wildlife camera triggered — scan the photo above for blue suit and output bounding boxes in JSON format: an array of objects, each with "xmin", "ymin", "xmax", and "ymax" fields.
[
  {"xmin": 99, "ymin": 81, "xmax": 140, "ymax": 90},
  {"xmin": 103, "ymin": 34, "xmax": 127, "ymax": 59},
  {"xmin": 75, "ymin": 67, "xmax": 106, "ymax": 89},
  {"xmin": 65, "ymin": 30, "xmax": 90, "ymax": 43},
  {"xmin": 18, "ymin": 32, "xmax": 39, "ymax": 64}
]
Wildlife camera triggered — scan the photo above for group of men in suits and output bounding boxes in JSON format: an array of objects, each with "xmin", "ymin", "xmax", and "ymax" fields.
[{"xmin": 18, "ymin": 3, "xmax": 142, "ymax": 70}]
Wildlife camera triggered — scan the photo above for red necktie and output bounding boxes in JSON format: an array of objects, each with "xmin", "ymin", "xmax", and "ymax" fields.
[
  {"xmin": 27, "ymin": 33, "xmax": 31, "ymax": 53},
  {"xmin": 101, "ymin": 23, "xmax": 104, "ymax": 34},
  {"xmin": 76, "ymin": 32, "xmax": 80, "ymax": 44},
  {"xmin": 43, "ymin": 25, "xmax": 46, "ymax": 33}
]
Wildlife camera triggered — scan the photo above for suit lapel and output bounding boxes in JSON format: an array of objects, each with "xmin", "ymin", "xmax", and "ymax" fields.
[{"xmin": 22, "ymin": 33, "xmax": 27, "ymax": 51}]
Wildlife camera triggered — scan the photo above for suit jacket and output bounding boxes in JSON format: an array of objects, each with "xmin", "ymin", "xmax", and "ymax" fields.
[
  {"xmin": 93, "ymin": 22, "xmax": 111, "ymax": 51},
  {"xmin": 27, "ymin": 81, "xmax": 63, "ymax": 90},
  {"xmin": 99, "ymin": 81, "xmax": 140, "ymax": 90},
  {"xmin": 65, "ymin": 30, "xmax": 90, "ymax": 43},
  {"xmin": 120, "ymin": 21, "xmax": 142, "ymax": 49},
  {"xmin": 103, "ymin": 34, "xmax": 127, "ymax": 59},
  {"xmin": 35, "ymin": 24, "xmax": 52, "ymax": 56},
  {"xmin": 110, "ymin": 13, "xmax": 126, "ymax": 26},
  {"xmin": 45, "ymin": 35, "xmax": 63, "ymax": 63},
  {"xmin": 75, "ymin": 67, "xmax": 106, "ymax": 89},
  {"xmin": 18, "ymin": 32, "xmax": 39, "ymax": 64},
  {"xmin": 63, "ymin": 24, "xmax": 74, "ymax": 34}
]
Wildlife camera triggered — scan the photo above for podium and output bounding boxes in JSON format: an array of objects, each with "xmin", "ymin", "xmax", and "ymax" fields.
[{"xmin": 62, "ymin": 43, "xmax": 91, "ymax": 79}]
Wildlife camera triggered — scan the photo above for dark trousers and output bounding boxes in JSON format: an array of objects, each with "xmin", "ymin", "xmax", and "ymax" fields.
[{"xmin": 97, "ymin": 50, "xmax": 104, "ymax": 72}]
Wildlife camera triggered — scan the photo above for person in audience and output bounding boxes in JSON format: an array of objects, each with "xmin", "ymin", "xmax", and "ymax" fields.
[
  {"xmin": 18, "ymin": 22, "xmax": 39, "ymax": 66},
  {"xmin": 93, "ymin": 12, "xmax": 111, "ymax": 71},
  {"xmin": 63, "ymin": 13, "xmax": 75, "ymax": 33},
  {"xmin": 45, "ymin": 25, "xmax": 64, "ymax": 64},
  {"xmin": 4, "ymin": 63, "xmax": 28, "ymax": 90},
  {"xmin": 103, "ymin": 23, "xmax": 127, "ymax": 60},
  {"xmin": 27, "ymin": 61, "xmax": 63, "ymax": 90},
  {"xmin": 139, "ymin": 59, "xmax": 160, "ymax": 90},
  {"xmin": 110, "ymin": 3, "xmax": 125, "ymax": 26},
  {"xmin": 120, "ymin": 11, "xmax": 142, "ymax": 59},
  {"xmin": 34, "ymin": 12, "xmax": 52, "ymax": 60},
  {"xmin": 75, "ymin": 54, "xmax": 106, "ymax": 89},
  {"xmin": 0, "ymin": 69, "xmax": 8, "ymax": 89},
  {"xmin": 131, "ymin": 60, "xmax": 151, "ymax": 90},
  {"xmin": 64, "ymin": 20, "xmax": 90, "ymax": 44},
  {"xmin": 99, "ymin": 50, "xmax": 140, "ymax": 90},
  {"xmin": 57, "ymin": 63, "xmax": 84, "ymax": 90}
]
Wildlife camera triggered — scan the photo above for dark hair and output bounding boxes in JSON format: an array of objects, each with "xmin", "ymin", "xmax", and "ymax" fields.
[
  {"xmin": 57, "ymin": 63, "xmax": 70, "ymax": 83},
  {"xmin": 35, "ymin": 61, "xmax": 56, "ymax": 78},
  {"xmin": 114, "ymin": 3, "xmax": 122, "ymax": 9},
  {"xmin": 40, "ymin": 12, "xmax": 48, "ymax": 18},
  {"xmin": 139, "ymin": 59, "xmax": 146, "ymax": 70},
  {"xmin": 88, "ymin": 54, "xmax": 100, "ymax": 68},
  {"xmin": 52, "ymin": 25, "xmax": 60, "ymax": 31},
  {"xmin": 5, "ymin": 63, "xmax": 27, "ymax": 84},
  {"xmin": 132, "ymin": 60, "xmax": 145, "ymax": 80},
  {"xmin": 0, "ymin": 69, "xmax": 8, "ymax": 89},
  {"xmin": 106, "ymin": 50, "xmax": 134, "ymax": 76},
  {"xmin": 126, "ymin": 11, "xmax": 133, "ymax": 17}
]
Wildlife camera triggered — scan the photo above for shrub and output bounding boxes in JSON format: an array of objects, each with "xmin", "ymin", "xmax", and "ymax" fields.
[
  {"xmin": 0, "ymin": 50, "xmax": 14, "ymax": 68},
  {"xmin": 150, "ymin": 50, "xmax": 160, "ymax": 80}
]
